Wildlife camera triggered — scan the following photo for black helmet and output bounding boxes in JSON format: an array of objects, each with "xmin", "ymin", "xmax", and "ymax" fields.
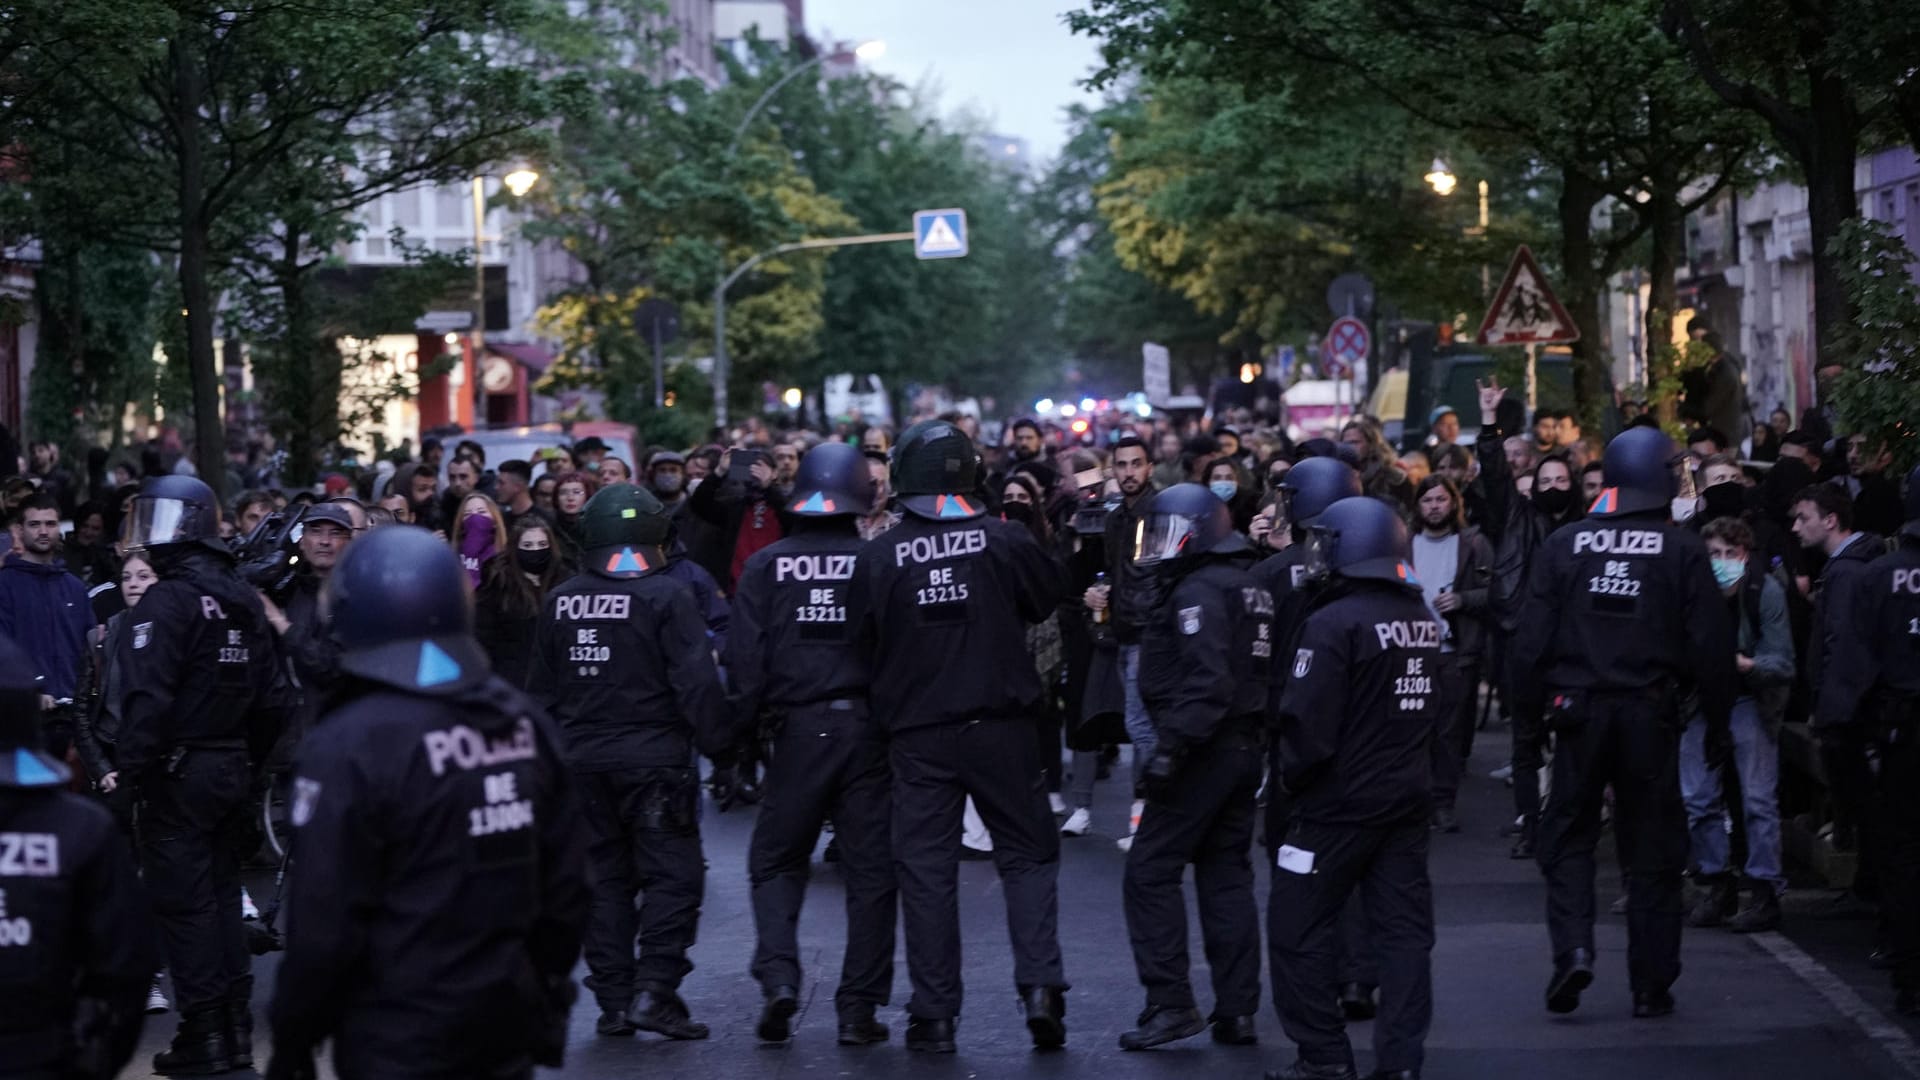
[
  {"xmin": 326, "ymin": 526, "xmax": 490, "ymax": 695},
  {"xmin": 126, "ymin": 475, "xmax": 227, "ymax": 555},
  {"xmin": 0, "ymin": 633, "xmax": 68, "ymax": 787},
  {"xmin": 892, "ymin": 419, "xmax": 983, "ymax": 520},
  {"xmin": 786, "ymin": 441, "xmax": 873, "ymax": 517},
  {"xmin": 1279, "ymin": 456, "xmax": 1363, "ymax": 529},
  {"xmin": 1135, "ymin": 483, "xmax": 1248, "ymax": 567},
  {"xmin": 1590, "ymin": 426, "xmax": 1689, "ymax": 517},
  {"xmin": 1304, "ymin": 496, "xmax": 1414, "ymax": 585},
  {"xmin": 580, "ymin": 483, "xmax": 669, "ymax": 577}
]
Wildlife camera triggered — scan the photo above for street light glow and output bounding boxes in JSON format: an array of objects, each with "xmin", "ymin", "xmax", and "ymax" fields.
[
  {"xmin": 1035, "ymin": 397, "xmax": 1055, "ymax": 413},
  {"xmin": 502, "ymin": 168, "xmax": 540, "ymax": 197},
  {"xmin": 782, "ymin": 387, "xmax": 803, "ymax": 409},
  {"xmin": 854, "ymin": 39, "xmax": 887, "ymax": 61},
  {"xmin": 1425, "ymin": 158, "xmax": 1457, "ymax": 196}
]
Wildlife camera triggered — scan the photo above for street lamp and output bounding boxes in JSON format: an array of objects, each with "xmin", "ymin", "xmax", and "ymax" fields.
[
  {"xmin": 1426, "ymin": 157, "xmax": 1492, "ymax": 299},
  {"xmin": 713, "ymin": 40, "xmax": 883, "ymax": 426},
  {"xmin": 471, "ymin": 166, "xmax": 539, "ymax": 420},
  {"xmin": 1424, "ymin": 158, "xmax": 1458, "ymax": 197}
]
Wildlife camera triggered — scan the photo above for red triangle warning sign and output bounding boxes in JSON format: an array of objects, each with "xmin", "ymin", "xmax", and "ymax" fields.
[{"xmin": 1476, "ymin": 245, "xmax": 1580, "ymax": 346}]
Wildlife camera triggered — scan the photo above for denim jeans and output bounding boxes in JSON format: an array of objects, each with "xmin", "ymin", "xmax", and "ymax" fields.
[
  {"xmin": 1679, "ymin": 697, "xmax": 1784, "ymax": 887},
  {"xmin": 1122, "ymin": 645, "xmax": 1156, "ymax": 790}
]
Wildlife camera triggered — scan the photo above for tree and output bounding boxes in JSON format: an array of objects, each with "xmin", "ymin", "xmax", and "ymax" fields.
[{"xmin": 1824, "ymin": 219, "xmax": 1920, "ymax": 471}]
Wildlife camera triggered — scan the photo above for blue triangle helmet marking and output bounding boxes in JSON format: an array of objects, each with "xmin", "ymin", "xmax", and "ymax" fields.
[
  {"xmin": 937, "ymin": 495, "xmax": 972, "ymax": 518},
  {"xmin": 800, "ymin": 491, "xmax": 828, "ymax": 513},
  {"xmin": 416, "ymin": 641, "xmax": 462, "ymax": 687},
  {"xmin": 15, "ymin": 748, "xmax": 58, "ymax": 785},
  {"xmin": 613, "ymin": 547, "xmax": 645, "ymax": 574}
]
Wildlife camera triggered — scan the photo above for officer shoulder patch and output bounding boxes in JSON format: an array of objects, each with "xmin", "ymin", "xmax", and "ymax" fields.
[
  {"xmin": 131, "ymin": 621, "xmax": 153, "ymax": 650},
  {"xmin": 1292, "ymin": 648, "xmax": 1314, "ymax": 678},
  {"xmin": 1178, "ymin": 606, "xmax": 1203, "ymax": 635},
  {"xmin": 290, "ymin": 777, "xmax": 323, "ymax": 828}
]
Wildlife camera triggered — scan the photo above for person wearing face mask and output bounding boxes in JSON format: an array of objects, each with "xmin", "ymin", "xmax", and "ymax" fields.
[
  {"xmin": 1206, "ymin": 458, "xmax": 1259, "ymax": 534},
  {"xmin": 648, "ymin": 451, "xmax": 689, "ymax": 508},
  {"xmin": 473, "ymin": 518, "xmax": 563, "ymax": 688},
  {"xmin": 1678, "ymin": 517, "xmax": 1794, "ymax": 934},
  {"xmin": 452, "ymin": 494, "xmax": 507, "ymax": 590}
]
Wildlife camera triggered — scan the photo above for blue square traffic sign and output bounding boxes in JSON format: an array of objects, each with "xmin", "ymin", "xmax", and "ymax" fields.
[{"xmin": 913, "ymin": 208, "xmax": 968, "ymax": 260}]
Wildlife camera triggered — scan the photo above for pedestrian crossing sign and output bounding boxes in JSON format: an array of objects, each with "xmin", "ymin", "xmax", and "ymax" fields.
[{"xmin": 913, "ymin": 208, "xmax": 969, "ymax": 260}]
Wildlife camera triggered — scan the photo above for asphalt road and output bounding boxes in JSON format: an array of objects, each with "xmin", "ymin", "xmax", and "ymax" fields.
[{"xmin": 126, "ymin": 731, "xmax": 1920, "ymax": 1079}]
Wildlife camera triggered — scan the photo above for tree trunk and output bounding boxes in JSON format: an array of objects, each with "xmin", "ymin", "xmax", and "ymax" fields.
[
  {"xmin": 1557, "ymin": 167, "xmax": 1609, "ymax": 424},
  {"xmin": 279, "ymin": 234, "xmax": 316, "ymax": 489},
  {"xmin": 172, "ymin": 36, "xmax": 225, "ymax": 498},
  {"xmin": 1804, "ymin": 67, "xmax": 1859, "ymax": 381},
  {"xmin": 1644, "ymin": 187, "xmax": 1684, "ymax": 428}
]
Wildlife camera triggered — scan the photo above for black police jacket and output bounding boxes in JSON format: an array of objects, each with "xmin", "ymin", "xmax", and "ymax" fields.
[
  {"xmin": 527, "ymin": 569, "xmax": 728, "ymax": 770},
  {"xmin": 1815, "ymin": 536, "xmax": 1913, "ymax": 726},
  {"xmin": 271, "ymin": 680, "xmax": 588, "ymax": 1075},
  {"xmin": 1139, "ymin": 559, "xmax": 1273, "ymax": 749},
  {"xmin": 0, "ymin": 788, "xmax": 156, "ymax": 1074},
  {"xmin": 858, "ymin": 513, "xmax": 1066, "ymax": 731},
  {"xmin": 726, "ymin": 526, "xmax": 872, "ymax": 731},
  {"xmin": 113, "ymin": 549, "xmax": 288, "ymax": 780},
  {"xmin": 1510, "ymin": 511, "xmax": 1736, "ymax": 730},
  {"xmin": 1275, "ymin": 581, "xmax": 1444, "ymax": 826}
]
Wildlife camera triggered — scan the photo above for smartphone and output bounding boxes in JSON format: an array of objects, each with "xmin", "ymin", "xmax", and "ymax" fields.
[{"xmin": 729, "ymin": 448, "xmax": 767, "ymax": 476}]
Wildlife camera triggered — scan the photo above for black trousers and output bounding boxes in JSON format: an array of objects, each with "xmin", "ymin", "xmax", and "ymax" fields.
[
  {"xmin": 578, "ymin": 767, "xmax": 703, "ymax": 1009},
  {"xmin": 138, "ymin": 748, "xmax": 251, "ymax": 1014},
  {"xmin": 891, "ymin": 719, "xmax": 1065, "ymax": 1020},
  {"xmin": 1535, "ymin": 690, "xmax": 1687, "ymax": 993},
  {"xmin": 1431, "ymin": 657, "xmax": 1481, "ymax": 809},
  {"xmin": 1820, "ymin": 726, "xmax": 1883, "ymax": 898},
  {"xmin": 749, "ymin": 701, "xmax": 896, "ymax": 1017},
  {"xmin": 1269, "ymin": 818, "xmax": 1433, "ymax": 1073},
  {"xmin": 1124, "ymin": 731, "xmax": 1262, "ymax": 1016},
  {"xmin": 1880, "ymin": 719, "xmax": 1920, "ymax": 994}
]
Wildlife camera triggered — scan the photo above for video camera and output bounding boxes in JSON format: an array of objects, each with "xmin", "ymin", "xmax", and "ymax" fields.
[
  {"xmin": 233, "ymin": 505, "xmax": 306, "ymax": 598},
  {"xmin": 1068, "ymin": 483, "xmax": 1122, "ymax": 537}
]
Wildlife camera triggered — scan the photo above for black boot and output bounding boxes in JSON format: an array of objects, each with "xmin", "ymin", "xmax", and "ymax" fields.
[
  {"xmin": 1632, "ymin": 988, "xmax": 1675, "ymax": 1018},
  {"xmin": 227, "ymin": 977, "xmax": 254, "ymax": 1069},
  {"xmin": 837, "ymin": 1005, "xmax": 890, "ymax": 1045},
  {"xmin": 1546, "ymin": 948, "xmax": 1594, "ymax": 1014},
  {"xmin": 1337, "ymin": 982, "xmax": 1376, "ymax": 1021},
  {"xmin": 1210, "ymin": 1014, "xmax": 1258, "ymax": 1045},
  {"xmin": 1117, "ymin": 1004, "xmax": 1205, "ymax": 1050},
  {"xmin": 629, "ymin": 989, "xmax": 709, "ymax": 1040},
  {"xmin": 906, "ymin": 1015, "xmax": 957, "ymax": 1053},
  {"xmin": 152, "ymin": 1006, "xmax": 233, "ymax": 1076},
  {"xmin": 1687, "ymin": 877, "xmax": 1738, "ymax": 928},
  {"xmin": 1265, "ymin": 1061, "xmax": 1360, "ymax": 1080},
  {"xmin": 757, "ymin": 985, "xmax": 799, "ymax": 1043},
  {"xmin": 596, "ymin": 1006, "xmax": 637, "ymax": 1037},
  {"xmin": 1728, "ymin": 883, "xmax": 1782, "ymax": 933},
  {"xmin": 1023, "ymin": 986, "xmax": 1067, "ymax": 1049}
]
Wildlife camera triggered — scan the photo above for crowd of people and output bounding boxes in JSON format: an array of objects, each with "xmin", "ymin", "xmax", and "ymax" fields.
[{"xmin": 1, "ymin": 378, "xmax": 1917, "ymax": 1080}]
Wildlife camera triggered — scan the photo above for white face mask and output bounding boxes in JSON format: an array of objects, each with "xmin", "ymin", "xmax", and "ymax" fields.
[{"xmin": 1671, "ymin": 496, "xmax": 1701, "ymax": 524}]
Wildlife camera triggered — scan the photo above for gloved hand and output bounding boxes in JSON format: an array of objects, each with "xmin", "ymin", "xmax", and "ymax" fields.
[
  {"xmin": 265, "ymin": 1045, "xmax": 318, "ymax": 1080},
  {"xmin": 1141, "ymin": 745, "xmax": 1186, "ymax": 803},
  {"xmin": 1704, "ymin": 722, "xmax": 1734, "ymax": 772}
]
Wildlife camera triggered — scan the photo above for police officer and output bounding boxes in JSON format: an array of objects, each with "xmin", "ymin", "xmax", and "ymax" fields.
[
  {"xmin": 728, "ymin": 441, "xmax": 895, "ymax": 1045},
  {"xmin": 1266, "ymin": 496, "xmax": 1442, "ymax": 1080},
  {"xmin": 1512, "ymin": 427, "xmax": 1736, "ymax": 1019},
  {"xmin": 0, "ymin": 633, "xmax": 156, "ymax": 1080},
  {"xmin": 1118, "ymin": 484, "xmax": 1271, "ymax": 1051},
  {"xmin": 857, "ymin": 418, "xmax": 1069, "ymax": 1052},
  {"xmin": 267, "ymin": 527, "xmax": 588, "ymax": 1080},
  {"xmin": 116, "ymin": 476, "xmax": 286, "ymax": 1074},
  {"xmin": 527, "ymin": 484, "xmax": 727, "ymax": 1040},
  {"xmin": 1820, "ymin": 463, "xmax": 1920, "ymax": 1017}
]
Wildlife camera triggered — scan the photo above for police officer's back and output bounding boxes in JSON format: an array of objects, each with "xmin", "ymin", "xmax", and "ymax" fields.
[
  {"xmin": 268, "ymin": 527, "xmax": 588, "ymax": 1080},
  {"xmin": 527, "ymin": 484, "xmax": 726, "ymax": 1041},
  {"xmin": 0, "ymin": 633, "xmax": 156, "ymax": 1080},
  {"xmin": 1267, "ymin": 497, "xmax": 1442, "ymax": 1080},
  {"xmin": 855, "ymin": 419, "xmax": 1070, "ymax": 1052},
  {"xmin": 116, "ymin": 476, "xmax": 285, "ymax": 1075},
  {"xmin": 727, "ymin": 442, "xmax": 896, "ymax": 1045},
  {"xmin": 1511, "ymin": 427, "xmax": 1735, "ymax": 1019},
  {"xmin": 1821, "ymin": 464, "xmax": 1920, "ymax": 1017},
  {"xmin": 1117, "ymin": 484, "xmax": 1271, "ymax": 1051}
]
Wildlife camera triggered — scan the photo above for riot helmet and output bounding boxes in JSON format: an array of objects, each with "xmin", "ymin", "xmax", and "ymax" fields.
[
  {"xmin": 1134, "ymin": 483, "xmax": 1248, "ymax": 567},
  {"xmin": 326, "ymin": 526, "xmax": 490, "ymax": 695},
  {"xmin": 580, "ymin": 483, "xmax": 669, "ymax": 577},
  {"xmin": 125, "ymin": 475, "xmax": 228, "ymax": 556},
  {"xmin": 892, "ymin": 419, "xmax": 984, "ymax": 521},
  {"xmin": 0, "ymin": 633, "xmax": 69, "ymax": 787},
  {"xmin": 1278, "ymin": 456, "xmax": 1363, "ymax": 531},
  {"xmin": 1303, "ymin": 496, "xmax": 1415, "ymax": 585},
  {"xmin": 1588, "ymin": 426, "xmax": 1690, "ymax": 518},
  {"xmin": 786, "ymin": 442, "xmax": 873, "ymax": 517}
]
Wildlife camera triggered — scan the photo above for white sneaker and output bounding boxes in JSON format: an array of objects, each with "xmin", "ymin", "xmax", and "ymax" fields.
[
  {"xmin": 1060, "ymin": 808, "xmax": 1091, "ymax": 836},
  {"xmin": 241, "ymin": 887, "xmax": 260, "ymax": 920},
  {"xmin": 1049, "ymin": 792, "xmax": 1069, "ymax": 816},
  {"xmin": 1114, "ymin": 834, "xmax": 1133, "ymax": 853},
  {"xmin": 147, "ymin": 977, "xmax": 170, "ymax": 1015},
  {"xmin": 1488, "ymin": 764, "xmax": 1514, "ymax": 782}
]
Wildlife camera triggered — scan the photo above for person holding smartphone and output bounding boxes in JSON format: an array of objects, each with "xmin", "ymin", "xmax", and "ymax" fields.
[{"xmin": 688, "ymin": 446, "xmax": 795, "ymax": 594}]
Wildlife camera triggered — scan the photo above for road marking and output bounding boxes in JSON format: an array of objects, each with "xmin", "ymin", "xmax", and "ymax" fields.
[{"xmin": 1749, "ymin": 930, "xmax": 1920, "ymax": 1077}]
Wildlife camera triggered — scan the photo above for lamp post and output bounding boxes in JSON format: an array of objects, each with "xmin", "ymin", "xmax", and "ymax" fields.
[
  {"xmin": 470, "ymin": 167, "xmax": 540, "ymax": 421},
  {"xmin": 1426, "ymin": 158, "xmax": 1491, "ymax": 299},
  {"xmin": 712, "ymin": 40, "xmax": 883, "ymax": 427}
]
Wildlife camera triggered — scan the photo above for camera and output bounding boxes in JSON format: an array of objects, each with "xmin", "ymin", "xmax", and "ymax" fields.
[{"xmin": 234, "ymin": 506, "xmax": 306, "ymax": 598}]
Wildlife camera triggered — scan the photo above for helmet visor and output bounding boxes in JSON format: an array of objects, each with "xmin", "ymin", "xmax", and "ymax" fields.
[
  {"xmin": 1133, "ymin": 510, "xmax": 1199, "ymax": 567},
  {"xmin": 1301, "ymin": 525, "xmax": 1335, "ymax": 583},
  {"xmin": 125, "ymin": 496, "xmax": 207, "ymax": 550}
]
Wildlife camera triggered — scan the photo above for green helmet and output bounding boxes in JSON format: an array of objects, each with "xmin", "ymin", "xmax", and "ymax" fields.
[{"xmin": 581, "ymin": 483, "xmax": 669, "ymax": 578}]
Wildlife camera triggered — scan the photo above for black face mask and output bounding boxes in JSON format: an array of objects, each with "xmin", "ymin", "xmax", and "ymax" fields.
[
  {"xmin": 1702, "ymin": 481, "xmax": 1746, "ymax": 521},
  {"xmin": 1532, "ymin": 486, "xmax": 1574, "ymax": 517},
  {"xmin": 515, "ymin": 548, "xmax": 552, "ymax": 576}
]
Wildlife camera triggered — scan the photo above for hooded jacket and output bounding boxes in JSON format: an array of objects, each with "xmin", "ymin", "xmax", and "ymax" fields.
[
  {"xmin": 1475, "ymin": 424, "xmax": 1581, "ymax": 633},
  {"xmin": 1810, "ymin": 531, "xmax": 1886, "ymax": 727},
  {"xmin": 0, "ymin": 554, "xmax": 92, "ymax": 700}
]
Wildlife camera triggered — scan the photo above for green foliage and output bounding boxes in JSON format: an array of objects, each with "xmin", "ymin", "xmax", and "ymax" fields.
[
  {"xmin": 27, "ymin": 242, "xmax": 166, "ymax": 453},
  {"xmin": 1826, "ymin": 219, "xmax": 1920, "ymax": 471}
]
